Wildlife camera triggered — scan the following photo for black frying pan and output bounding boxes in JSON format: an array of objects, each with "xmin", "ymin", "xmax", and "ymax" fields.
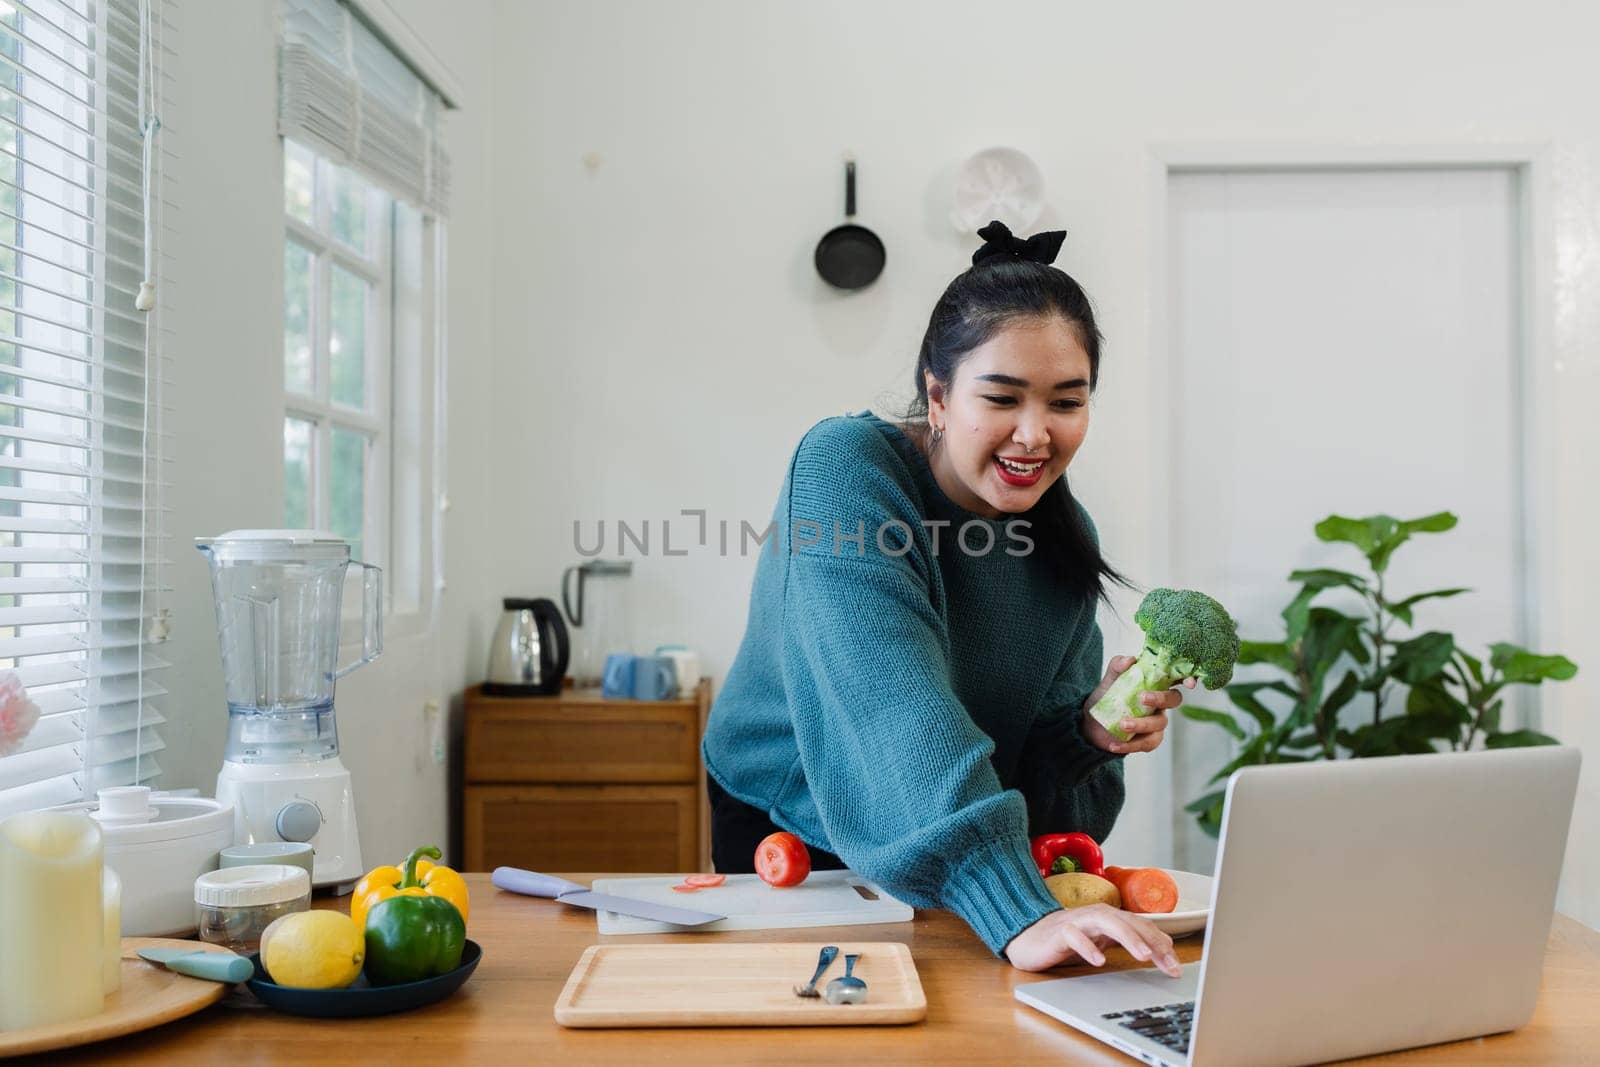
[{"xmin": 814, "ymin": 159, "xmax": 886, "ymax": 290}]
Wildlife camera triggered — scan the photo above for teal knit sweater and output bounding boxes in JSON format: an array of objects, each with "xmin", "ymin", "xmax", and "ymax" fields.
[{"xmin": 702, "ymin": 412, "xmax": 1124, "ymax": 955}]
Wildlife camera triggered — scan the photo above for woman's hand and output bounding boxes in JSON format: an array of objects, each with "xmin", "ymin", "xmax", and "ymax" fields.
[
  {"xmin": 1005, "ymin": 904, "xmax": 1182, "ymax": 976},
  {"xmin": 1079, "ymin": 655, "xmax": 1195, "ymax": 755}
]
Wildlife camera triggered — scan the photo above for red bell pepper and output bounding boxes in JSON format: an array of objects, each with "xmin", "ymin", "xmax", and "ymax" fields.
[{"xmin": 1030, "ymin": 832, "xmax": 1105, "ymax": 878}]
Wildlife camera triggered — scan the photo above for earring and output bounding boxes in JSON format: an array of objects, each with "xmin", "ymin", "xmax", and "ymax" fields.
[{"xmin": 930, "ymin": 425, "xmax": 944, "ymax": 443}]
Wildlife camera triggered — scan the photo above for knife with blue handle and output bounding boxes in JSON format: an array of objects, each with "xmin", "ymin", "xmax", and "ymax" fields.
[
  {"xmin": 137, "ymin": 947, "xmax": 255, "ymax": 984},
  {"xmin": 491, "ymin": 867, "xmax": 725, "ymax": 926}
]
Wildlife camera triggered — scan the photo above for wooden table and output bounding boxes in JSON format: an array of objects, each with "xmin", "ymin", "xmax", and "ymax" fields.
[{"xmin": 52, "ymin": 874, "xmax": 1600, "ymax": 1064}]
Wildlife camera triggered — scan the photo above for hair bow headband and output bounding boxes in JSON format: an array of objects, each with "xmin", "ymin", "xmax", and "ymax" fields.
[{"xmin": 971, "ymin": 219, "xmax": 1067, "ymax": 267}]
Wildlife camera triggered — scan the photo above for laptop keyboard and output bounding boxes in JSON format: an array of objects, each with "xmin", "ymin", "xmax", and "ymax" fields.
[{"xmin": 1101, "ymin": 1001, "xmax": 1195, "ymax": 1057}]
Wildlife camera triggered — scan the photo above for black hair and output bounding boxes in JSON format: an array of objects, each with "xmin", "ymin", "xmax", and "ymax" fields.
[{"xmin": 906, "ymin": 251, "xmax": 1131, "ymax": 604}]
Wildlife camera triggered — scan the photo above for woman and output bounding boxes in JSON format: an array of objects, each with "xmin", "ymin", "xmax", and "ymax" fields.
[{"xmin": 702, "ymin": 222, "xmax": 1189, "ymax": 975}]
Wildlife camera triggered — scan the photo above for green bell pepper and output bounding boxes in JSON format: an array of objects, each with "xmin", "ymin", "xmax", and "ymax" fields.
[{"xmin": 361, "ymin": 847, "xmax": 466, "ymax": 986}]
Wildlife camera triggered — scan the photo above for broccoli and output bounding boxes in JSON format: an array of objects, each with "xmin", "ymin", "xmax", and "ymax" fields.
[{"xmin": 1090, "ymin": 587, "xmax": 1241, "ymax": 742}]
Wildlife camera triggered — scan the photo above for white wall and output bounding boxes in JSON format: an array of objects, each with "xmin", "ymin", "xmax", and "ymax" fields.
[
  {"xmin": 159, "ymin": 0, "xmax": 1600, "ymax": 928},
  {"xmin": 162, "ymin": 0, "xmax": 500, "ymax": 869},
  {"xmin": 484, "ymin": 0, "xmax": 1600, "ymax": 925}
]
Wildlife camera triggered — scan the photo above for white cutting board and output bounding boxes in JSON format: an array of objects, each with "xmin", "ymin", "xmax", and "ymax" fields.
[{"xmin": 590, "ymin": 869, "xmax": 914, "ymax": 934}]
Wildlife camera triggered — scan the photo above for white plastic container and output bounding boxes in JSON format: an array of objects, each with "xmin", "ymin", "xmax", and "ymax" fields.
[
  {"xmin": 49, "ymin": 786, "xmax": 235, "ymax": 936},
  {"xmin": 194, "ymin": 864, "xmax": 311, "ymax": 954}
]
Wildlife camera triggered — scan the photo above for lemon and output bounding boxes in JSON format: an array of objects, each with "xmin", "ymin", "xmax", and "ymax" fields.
[
  {"xmin": 261, "ymin": 911, "xmax": 365, "ymax": 989},
  {"xmin": 258, "ymin": 913, "xmax": 290, "ymax": 961}
]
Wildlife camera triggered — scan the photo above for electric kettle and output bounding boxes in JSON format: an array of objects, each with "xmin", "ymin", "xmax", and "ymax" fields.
[{"xmin": 485, "ymin": 597, "xmax": 570, "ymax": 696}]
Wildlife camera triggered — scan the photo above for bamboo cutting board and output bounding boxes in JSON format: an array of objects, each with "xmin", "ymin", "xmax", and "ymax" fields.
[{"xmin": 554, "ymin": 942, "xmax": 926, "ymax": 1028}]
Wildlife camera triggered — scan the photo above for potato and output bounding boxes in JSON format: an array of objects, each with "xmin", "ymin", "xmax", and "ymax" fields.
[{"xmin": 1045, "ymin": 872, "xmax": 1121, "ymax": 910}]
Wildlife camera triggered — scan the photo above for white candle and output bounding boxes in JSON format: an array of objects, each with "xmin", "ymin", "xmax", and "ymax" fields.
[
  {"xmin": 102, "ymin": 866, "xmax": 122, "ymax": 996},
  {"xmin": 0, "ymin": 812, "xmax": 105, "ymax": 1030}
]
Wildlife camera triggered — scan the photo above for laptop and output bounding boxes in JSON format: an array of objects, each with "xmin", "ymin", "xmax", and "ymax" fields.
[{"xmin": 1015, "ymin": 746, "xmax": 1581, "ymax": 1067}]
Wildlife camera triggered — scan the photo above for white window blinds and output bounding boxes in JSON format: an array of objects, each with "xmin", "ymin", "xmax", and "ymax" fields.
[
  {"xmin": 0, "ymin": 0, "xmax": 173, "ymax": 817},
  {"xmin": 278, "ymin": 0, "xmax": 450, "ymax": 215}
]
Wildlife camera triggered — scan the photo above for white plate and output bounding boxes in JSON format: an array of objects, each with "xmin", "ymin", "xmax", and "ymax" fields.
[
  {"xmin": 1142, "ymin": 868, "xmax": 1213, "ymax": 938},
  {"xmin": 951, "ymin": 146, "xmax": 1045, "ymax": 234}
]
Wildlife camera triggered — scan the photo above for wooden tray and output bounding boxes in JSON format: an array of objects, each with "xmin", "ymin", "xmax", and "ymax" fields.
[
  {"xmin": 554, "ymin": 941, "xmax": 926, "ymax": 1028},
  {"xmin": 0, "ymin": 938, "xmax": 232, "ymax": 1059}
]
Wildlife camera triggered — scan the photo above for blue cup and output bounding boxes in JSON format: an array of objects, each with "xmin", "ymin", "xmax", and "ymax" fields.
[
  {"xmin": 601, "ymin": 653, "xmax": 635, "ymax": 698},
  {"xmin": 631, "ymin": 655, "xmax": 678, "ymax": 701}
]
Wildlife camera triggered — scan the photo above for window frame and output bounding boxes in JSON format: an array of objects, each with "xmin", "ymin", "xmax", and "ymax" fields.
[
  {"xmin": 282, "ymin": 144, "xmax": 392, "ymax": 583},
  {"xmin": 281, "ymin": 138, "xmax": 439, "ymax": 638}
]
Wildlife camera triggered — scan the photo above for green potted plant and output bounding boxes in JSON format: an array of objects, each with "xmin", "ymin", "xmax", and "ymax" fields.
[{"xmin": 1180, "ymin": 511, "xmax": 1577, "ymax": 837}]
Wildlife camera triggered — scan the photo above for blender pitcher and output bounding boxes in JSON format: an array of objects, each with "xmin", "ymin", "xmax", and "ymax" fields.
[
  {"xmin": 196, "ymin": 530, "xmax": 382, "ymax": 763},
  {"xmin": 197, "ymin": 530, "xmax": 380, "ymax": 887}
]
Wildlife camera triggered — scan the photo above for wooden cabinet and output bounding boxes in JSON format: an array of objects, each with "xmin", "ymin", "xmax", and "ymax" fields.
[{"xmin": 462, "ymin": 679, "xmax": 711, "ymax": 873}]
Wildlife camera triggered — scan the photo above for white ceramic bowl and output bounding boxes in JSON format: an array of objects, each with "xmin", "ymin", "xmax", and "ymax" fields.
[{"xmin": 1141, "ymin": 868, "xmax": 1213, "ymax": 939}]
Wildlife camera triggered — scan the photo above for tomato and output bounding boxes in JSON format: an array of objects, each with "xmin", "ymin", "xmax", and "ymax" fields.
[
  {"xmin": 683, "ymin": 873, "xmax": 726, "ymax": 888},
  {"xmin": 753, "ymin": 831, "xmax": 811, "ymax": 888},
  {"xmin": 670, "ymin": 883, "xmax": 701, "ymax": 893}
]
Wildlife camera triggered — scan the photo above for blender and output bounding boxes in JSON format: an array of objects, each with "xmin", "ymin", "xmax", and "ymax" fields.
[{"xmin": 196, "ymin": 530, "xmax": 381, "ymax": 888}]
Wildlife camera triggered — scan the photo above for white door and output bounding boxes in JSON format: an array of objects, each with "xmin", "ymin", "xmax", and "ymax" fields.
[{"xmin": 1165, "ymin": 166, "xmax": 1526, "ymax": 870}]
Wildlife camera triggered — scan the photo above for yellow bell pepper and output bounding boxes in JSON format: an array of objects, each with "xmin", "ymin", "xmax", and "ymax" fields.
[{"xmin": 350, "ymin": 845, "xmax": 470, "ymax": 929}]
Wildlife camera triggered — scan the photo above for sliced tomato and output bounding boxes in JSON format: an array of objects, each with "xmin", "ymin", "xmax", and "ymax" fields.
[
  {"xmin": 669, "ymin": 883, "xmax": 701, "ymax": 893},
  {"xmin": 754, "ymin": 831, "xmax": 811, "ymax": 888},
  {"xmin": 683, "ymin": 873, "xmax": 726, "ymax": 888}
]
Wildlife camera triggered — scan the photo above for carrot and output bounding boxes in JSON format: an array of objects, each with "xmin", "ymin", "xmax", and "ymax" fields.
[{"xmin": 1104, "ymin": 866, "xmax": 1179, "ymax": 914}]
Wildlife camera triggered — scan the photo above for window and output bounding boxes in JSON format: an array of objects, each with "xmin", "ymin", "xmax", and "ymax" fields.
[
  {"xmin": 282, "ymin": 140, "xmax": 393, "ymax": 567},
  {"xmin": 278, "ymin": 0, "xmax": 450, "ymax": 627},
  {"xmin": 0, "ymin": 0, "xmax": 171, "ymax": 817}
]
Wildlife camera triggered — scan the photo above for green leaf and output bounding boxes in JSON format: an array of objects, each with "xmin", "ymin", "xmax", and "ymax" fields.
[
  {"xmin": 1399, "ymin": 511, "xmax": 1459, "ymax": 535},
  {"xmin": 1286, "ymin": 568, "xmax": 1371, "ymax": 592},
  {"xmin": 1282, "ymin": 586, "xmax": 1319, "ymax": 644},
  {"xmin": 1395, "ymin": 731, "xmax": 1443, "ymax": 755},
  {"xmin": 1321, "ymin": 670, "xmax": 1361, "ymax": 719},
  {"xmin": 1458, "ymin": 649, "xmax": 1485, "ymax": 686},
  {"xmin": 1224, "ymin": 683, "xmax": 1285, "ymax": 734},
  {"xmin": 1207, "ymin": 732, "xmax": 1270, "ymax": 785},
  {"xmin": 1312, "ymin": 513, "xmax": 1453, "ymax": 574},
  {"xmin": 1178, "ymin": 705, "xmax": 1248, "ymax": 741},
  {"xmin": 1314, "ymin": 514, "xmax": 1390, "ymax": 553},
  {"xmin": 1302, "ymin": 608, "xmax": 1366, "ymax": 693},
  {"xmin": 1281, "ymin": 729, "xmax": 1323, "ymax": 751},
  {"xmin": 1399, "ymin": 711, "xmax": 1464, "ymax": 743},
  {"xmin": 1480, "ymin": 698, "xmax": 1503, "ymax": 735},
  {"xmin": 1484, "ymin": 730, "xmax": 1561, "ymax": 748},
  {"xmin": 1346, "ymin": 635, "xmax": 1372, "ymax": 666},
  {"xmin": 1387, "ymin": 631, "xmax": 1455, "ymax": 684},
  {"xmin": 1186, "ymin": 790, "xmax": 1227, "ymax": 839},
  {"xmin": 1405, "ymin": 682, "xmax": 1470, "ymax": 726},
  {"xmin": 1372, "ymin": 513, "xmax": 1458, "ymax": 575},
  {"xmin": 1184, "ymin": 789, "xmax": 1226, "ymax": 814},
  {"xmin": 1385, "ymin": 588, "xmax": 1472, "ymax": 625},
  {"xmin": 1238, "ymin": 640, "xmax": 1296, "ymax": 674},
  {"xmin": 1344, "ymin": 715, "xmax": 1427, "ymax": 758},
  {"xmin": 1487, "ymin": 643, "xmax": 1579, "ymax": 684}
]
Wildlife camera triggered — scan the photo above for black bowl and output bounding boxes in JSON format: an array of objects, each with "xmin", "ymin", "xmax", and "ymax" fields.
[{"xmin": 247, "ymin": 940, "xmax": 482, "ymax": 1018}]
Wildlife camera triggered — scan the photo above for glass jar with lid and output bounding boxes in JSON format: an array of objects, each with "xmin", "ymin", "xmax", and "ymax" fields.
[{"xmin": 194, "ymin": 864, "xmax": 312, "ymax": 954}]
